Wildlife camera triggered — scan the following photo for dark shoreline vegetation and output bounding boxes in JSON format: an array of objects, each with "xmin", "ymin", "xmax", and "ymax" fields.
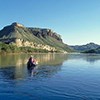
[{"xmin": 0, "ymin": 42, "xmax": 59, "ymax": 54}]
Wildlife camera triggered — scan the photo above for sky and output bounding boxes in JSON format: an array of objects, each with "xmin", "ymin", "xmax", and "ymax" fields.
[{"xmin": 0, "ymin": 0, "xmax": 100, "ymax": 45}]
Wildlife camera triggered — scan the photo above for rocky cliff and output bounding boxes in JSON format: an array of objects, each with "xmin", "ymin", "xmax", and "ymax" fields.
[{"xmin": 0, "ymin": 22, "xmax": 73, "ymax": 52}]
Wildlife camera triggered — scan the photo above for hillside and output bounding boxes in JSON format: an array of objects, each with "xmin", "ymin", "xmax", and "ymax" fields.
[
  {"xmin": 83, "ymin": 47, "xmax": 100, "ymax": 54},
  {"xmin": 70, "ymin": 42, "xmax": 100, "ymax": 52},
  {"xmin": 0, "ymin": 22, "xmax": 73, "ymax": 52}
]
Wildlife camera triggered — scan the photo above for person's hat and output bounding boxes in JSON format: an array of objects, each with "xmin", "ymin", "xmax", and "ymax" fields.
[{"xmin": 30, "ymin": 55, "xmax": 33, "ymax": 58}]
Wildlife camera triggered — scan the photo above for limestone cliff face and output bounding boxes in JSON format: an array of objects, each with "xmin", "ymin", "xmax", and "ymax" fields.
[{"xmin": 15, "ymin": 39, "xmax": 56, "ymax": 51}]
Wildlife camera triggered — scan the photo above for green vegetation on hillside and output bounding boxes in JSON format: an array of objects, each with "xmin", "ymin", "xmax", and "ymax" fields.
[
  {"xmin": 0, "ymin": 42, "xmax": 57, "ymax": 54},
  {"xmin": 0, "ymin": 42, "xmax": 19, "ymax": 53}
]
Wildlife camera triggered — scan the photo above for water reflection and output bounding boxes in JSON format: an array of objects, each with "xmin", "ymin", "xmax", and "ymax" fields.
[
  {"xmin": 1, "ymin": 53, "xmax": 100, "ymax": 100},
  {"xmin": 27, "ymin": 66, "xmax": 38, "ymax": 77},
  {"xmin": 0, "ymin": 53, "xmax": 68, "ymax": 80},
  {"xmin": 0, "ymin": 66, "xmax": 27, "ymax": 80},
  {"xmin": 84, "ymin": 54, "xmax": 100, "ymax": 63},
  {"xmin": 0, "ymin": 67, "xmax": 16, "ymax": 80},
  {"xmin": 0, "ymin": 53, "xmax": 68, "ymax": 68},
  {"xmin": 0, "ymin": 53, "xmax": 100, "ymax": 80},
  {"xmin": 67, "ymin": 53, "xmax": 100, "ymax": 63},
  {"xmin": 0, "ymin": 54, "xmax": 27, "ymax": 67}
]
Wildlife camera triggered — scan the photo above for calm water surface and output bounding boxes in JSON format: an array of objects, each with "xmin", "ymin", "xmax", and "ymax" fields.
[{"xmin": 0, "ymin": 53, "xmax": 100, "ymax": 100}]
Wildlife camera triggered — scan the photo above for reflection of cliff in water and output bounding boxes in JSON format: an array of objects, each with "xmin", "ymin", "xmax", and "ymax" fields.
[
  {"xmin": 1, "ymin": 53, "xmax": 100, "ymax": 80},
  {"xmin": 0, "ymin": 54, "xmax": 100, "ymax": 68},
  {"xmin": 35, "ymin": 53, "xmax": 68, "ymax": 66},
  {"xmin": 67, "ymin": 53, "xmax": 100, "ymax": 63},
  {"xmin": 0, "ymin": 54, "xmax": 28, "ymax": 80},
  {"xmin": 0, "ymin": 54, "xmax": 69, "ymax": 80},
  {"xmin": 0, "ymin": 66, "xmax": 28, "ymax": 80},
  {"xmin": 0, "ymin": 65, "xmax": 61, "ymax": 80},
  {"xmin": 0, "ymin": 67, "xmax": 16, "ymax": 80},
  {"xmin": 0, "ymin": 53, "xmax": 69, "ymax": 68},
  {"xmin": 36, "ymin": 65, "xmax": 61, "ymax": 78},
  {"xmin": 0, "ymin": 54, "xmax": 28, "ymax": 68}
]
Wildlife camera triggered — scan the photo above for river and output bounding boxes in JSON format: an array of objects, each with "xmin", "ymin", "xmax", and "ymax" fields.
[{"xmin": 0, "ymin": 53, "xmax": 100, "ymax": 100}]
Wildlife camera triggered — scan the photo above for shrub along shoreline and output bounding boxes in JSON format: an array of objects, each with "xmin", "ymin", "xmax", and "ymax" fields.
[{"xmin": 0, "ymin": 42, "xmax": 59, "ymax": 54}]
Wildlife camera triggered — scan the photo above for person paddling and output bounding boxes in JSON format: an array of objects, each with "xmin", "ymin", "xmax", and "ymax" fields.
[{"xmin": 27, "ymin": 55, "xmax": 38, "ymax": 70}]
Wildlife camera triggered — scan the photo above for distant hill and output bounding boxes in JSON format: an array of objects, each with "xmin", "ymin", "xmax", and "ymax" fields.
[
  {"xmin": 83, "ymin": 47, "xmax": 100, "ymax": 54},
  {"xmin": 0, "ymin": 22, "xmax": 73, "ymax": 52},
  {"xmin": 70, "ymin": 42, "xmax": 100, "ymax": 52}
]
